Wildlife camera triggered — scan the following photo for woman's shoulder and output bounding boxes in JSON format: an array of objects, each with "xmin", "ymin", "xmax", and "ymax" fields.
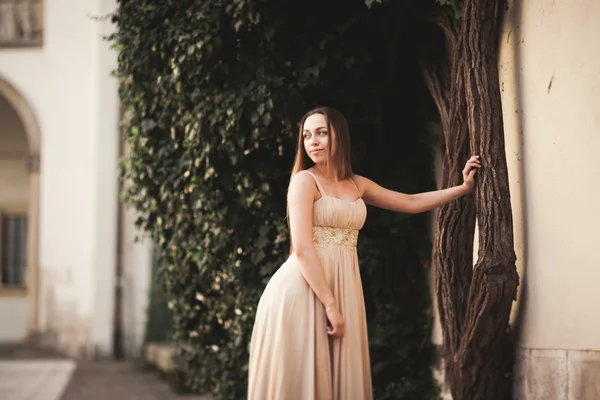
[
  {"xmin": 349, "ymin": 174, "xmax": 374, "ymax": 195},
  {"xmin": 288, "ymin": 170, "xmax": 320, "ymax": 200},
  {"xmin": 350, "ymin": 173, "xmax": 368, "ymax": 184},
  {"xmin": 290, "ymin": 169, "xmax": 317, "ymax": 188},
  {"xmin": 293, "ymin": 169, "xmax": 315, "ymax": 179},
  {"xmin": 350, "ymin": 173, "xmax": 373, "ymax": 182}
]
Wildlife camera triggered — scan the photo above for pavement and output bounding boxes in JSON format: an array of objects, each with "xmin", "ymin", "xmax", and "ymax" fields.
[
  {"xmin": 0, "ymin": 345, "xmax": 209, "ymax": 400},
  {"xmin": 59, "ymin": 361, "xmax": 209, "ymax": 400},
  {"xmin": 0, "ymin": 359, "xmax": 75, "ymax": 400}
]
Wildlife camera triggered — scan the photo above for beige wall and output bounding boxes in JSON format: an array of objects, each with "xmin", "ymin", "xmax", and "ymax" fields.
[
  {"xmin": 0, "ymin": 298, "xmax": 28, "ymax": 341},
  {"xmin": 500, "ymin": 0, "xmax": 600, "ymax": 351},
  {"xmin": 501, "ymin": 0, "xmax": 600, "ymax": 398}
]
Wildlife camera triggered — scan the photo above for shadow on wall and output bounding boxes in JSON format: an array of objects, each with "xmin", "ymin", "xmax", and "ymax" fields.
[{"xmin": 501, "ymin": 0, "xmax": 528, "ymax": 349}]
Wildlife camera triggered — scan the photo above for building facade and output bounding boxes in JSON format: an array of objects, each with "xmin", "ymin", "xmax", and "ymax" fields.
[{"xmin": 0, "ymin": 0, "xmax": 152, "ymax": 358}]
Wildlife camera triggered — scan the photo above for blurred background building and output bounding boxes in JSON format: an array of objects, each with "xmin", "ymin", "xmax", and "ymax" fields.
[{"xmin": 0, "ymin": 0, "xmax": 152, "ymax": 358}]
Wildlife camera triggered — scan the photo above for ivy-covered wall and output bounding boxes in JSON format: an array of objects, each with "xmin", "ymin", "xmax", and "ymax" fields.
[{"xmin": 112, "ymin": 0, "xmax": 441, "ymax": 398}]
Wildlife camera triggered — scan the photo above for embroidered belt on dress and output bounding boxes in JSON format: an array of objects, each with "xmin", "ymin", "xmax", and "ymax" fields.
[{"xmin": 312, "ymin": 226, "xmax": 358, "ymax": 248}]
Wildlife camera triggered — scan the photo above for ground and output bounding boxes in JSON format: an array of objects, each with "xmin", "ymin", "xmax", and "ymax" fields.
[{"xmin": 0, "ymin": 344, "xmax": 210, "ymax": 400}]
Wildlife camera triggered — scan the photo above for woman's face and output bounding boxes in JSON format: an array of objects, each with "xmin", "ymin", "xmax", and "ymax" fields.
[{"xmin": 303, "ymin": 113, "xmax": 334, "ymax": 165}]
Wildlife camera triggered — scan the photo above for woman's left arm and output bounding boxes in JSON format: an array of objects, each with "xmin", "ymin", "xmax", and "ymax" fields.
[{"xmin": 355, "ymin": 155, "xmax": 481, "ymax": 214}]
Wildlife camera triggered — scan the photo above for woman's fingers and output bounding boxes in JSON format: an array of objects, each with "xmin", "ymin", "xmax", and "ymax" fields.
[
  {"xmin": 466, "ymin": 160, "xmax": 481, "ymax": 169},
  {"xmin": 327, "ymin": 323, "xmax": 344, "ymax": 337},
  {"xmin": 463, "ymin": 160, "xmax": 481, "ymax": 177}
]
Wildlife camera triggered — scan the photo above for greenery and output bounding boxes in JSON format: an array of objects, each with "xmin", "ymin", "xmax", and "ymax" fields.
[{"xmin": 112, "ymin": 0, "xmax": 443, "ymax": 398}]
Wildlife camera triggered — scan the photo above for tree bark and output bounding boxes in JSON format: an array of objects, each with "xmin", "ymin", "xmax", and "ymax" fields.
[
  {"xmin": 424, "ymin": 0, "xmax": 519, "ymax": 399},
  {"xmin": 422, "ymin": 8, "xmax": 477, "ymax": 391},
  {"xmin": 453, "ymin": 0, "xmax": 519, "ymax": 398}
]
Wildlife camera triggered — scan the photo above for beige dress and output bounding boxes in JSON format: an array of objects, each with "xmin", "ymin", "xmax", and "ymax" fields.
[{"xmin": 248, "ymin": 170, "xmax": 372, "ymax": 400}]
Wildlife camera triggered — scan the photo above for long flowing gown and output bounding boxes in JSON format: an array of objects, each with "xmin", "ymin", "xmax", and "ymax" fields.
[{"xmin": 248, "ymin": 170, "xmax": 372, "ymax": 400}]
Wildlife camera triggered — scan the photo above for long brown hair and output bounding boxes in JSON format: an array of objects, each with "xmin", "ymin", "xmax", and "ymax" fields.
[
  {"xmin": 287, "ymin": 107, "xmax": 353, "ymax": 252},
  {"xmin": 290, "ymin": 106, "xmax": 353, "ymax": 181}
]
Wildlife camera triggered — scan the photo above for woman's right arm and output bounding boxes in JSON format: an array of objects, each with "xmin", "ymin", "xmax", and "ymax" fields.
[{"xmin": 288, "ymin": 172, "xmax": 344, "ymax": 336}]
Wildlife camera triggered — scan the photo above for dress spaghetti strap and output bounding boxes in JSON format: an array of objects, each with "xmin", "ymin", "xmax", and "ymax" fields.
[
  {"xmin": 349, "ymin": 176, "xmax": 361, "ymax": 199},
  {"xmin": 304, "ymin": 170, "xmax": 328, "ymax": 197}
]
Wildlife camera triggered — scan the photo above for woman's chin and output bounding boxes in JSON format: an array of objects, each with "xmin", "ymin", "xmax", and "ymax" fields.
[{"xmin": 308, "ymin": 156, "xmax": 321, "ymax": 164}]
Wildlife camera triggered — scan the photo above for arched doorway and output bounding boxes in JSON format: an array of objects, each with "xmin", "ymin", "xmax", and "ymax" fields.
[{"xmin": 0, "ymin": 77, "xmax": 41, "ymax": 342}]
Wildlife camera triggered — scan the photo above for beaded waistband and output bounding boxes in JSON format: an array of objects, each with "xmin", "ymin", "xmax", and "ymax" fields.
[{"xmin": 313, "ymin": 226, "xmax": 358, "ymax": 248}]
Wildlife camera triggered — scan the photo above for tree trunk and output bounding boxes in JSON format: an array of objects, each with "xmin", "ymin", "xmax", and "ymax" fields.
[
  {"xmin": 424, "ymin": 0, "xmax": 520, "ymax": 399},
  {"xmin": 422, "ymin": 8, "xmax": 478, "ymax": 392},
  {"xmin": 453, "ymin": 0, "xmax": 519, "ymax": 398}
]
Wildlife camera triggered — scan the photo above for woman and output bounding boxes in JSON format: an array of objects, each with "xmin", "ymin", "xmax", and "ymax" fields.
[{"xmin": 248, "ymin": 106, "xmax": 480, "ymax": 400}]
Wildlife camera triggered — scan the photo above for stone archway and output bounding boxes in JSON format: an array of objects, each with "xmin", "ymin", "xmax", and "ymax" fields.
[{"xmin": 0, "ymin": 76, "xmax": 41, "ymax": 338}]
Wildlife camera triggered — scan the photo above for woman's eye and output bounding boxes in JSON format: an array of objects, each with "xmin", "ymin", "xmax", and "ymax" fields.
[{"xmin": 318, "ymin": 131, "xmax": 328, "ymax": 136}]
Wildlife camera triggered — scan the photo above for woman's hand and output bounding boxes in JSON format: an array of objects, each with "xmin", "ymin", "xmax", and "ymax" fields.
[
  {"xmin": 325, "ymin": 304, "xmax": 345, "ymax": 338},
  {"xmin": 462, "ymin": 155, "xmax": 481, "ymax": 193}
]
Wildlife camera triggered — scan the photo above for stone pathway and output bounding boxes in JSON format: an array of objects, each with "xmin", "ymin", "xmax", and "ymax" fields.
[
  {"xmin": 59, "ymin": 361, "xmax": 209, "ymax": 400},
  {"xmin": 0, "ymin": 345, "xmax": 209, "ymax": 400},
  {"xmin": 0, "ymin": 359, "xmax": 75, "ymax": 400}
]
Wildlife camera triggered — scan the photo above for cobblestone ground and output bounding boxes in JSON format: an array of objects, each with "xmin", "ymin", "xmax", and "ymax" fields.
[{"xmin": 0, "ymin": 345, "xmax": 209, "ymax": 400}]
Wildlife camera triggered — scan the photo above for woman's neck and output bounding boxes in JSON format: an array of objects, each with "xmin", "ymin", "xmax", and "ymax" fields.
[{"xmin": 313, "ymin": 164, "xmax": 339, "ymax": 182}]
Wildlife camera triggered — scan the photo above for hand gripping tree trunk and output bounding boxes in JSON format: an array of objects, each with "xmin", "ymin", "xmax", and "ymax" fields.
[
  {"xmin": 456, "ymin": 0, "xmax": 519, "ymax": 398},
  {"xmin": 424, "ymin": 0, "xmax": 520, "ymax": 399}
]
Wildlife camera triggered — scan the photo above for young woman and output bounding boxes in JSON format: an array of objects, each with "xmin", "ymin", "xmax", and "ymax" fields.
[{"xmin": 248, "ymin": 106, "xmax": 480, "ymax": 400}]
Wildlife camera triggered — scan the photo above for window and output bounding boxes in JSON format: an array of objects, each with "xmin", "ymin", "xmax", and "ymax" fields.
[
  {"xmin": 0, "ymin": 0, "xmax": 43, "ymax": 47},
  {"xmin": 0, "ymin": 213, "xmax": 28, "ymax": 287}
]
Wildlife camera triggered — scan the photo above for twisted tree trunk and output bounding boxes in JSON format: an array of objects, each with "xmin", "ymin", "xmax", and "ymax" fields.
[{"xmin": 423, "ymin": 0, "xmax": 519, "ymax": 398}]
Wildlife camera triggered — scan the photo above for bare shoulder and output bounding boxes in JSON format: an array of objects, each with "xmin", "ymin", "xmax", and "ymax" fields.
[
  {"xmin": 351, "ymin": 174, "xmax": 375, "ymax": 193},
  {"xmin": 351, "ymin": 174, "xmax": 369, "ymax": 184},
  {"xmin": 352, "ymin": 174, "xmax": 381, "ymax": 200},
  {"xmin": 289, "ymin": 170, "xmax": 318, "ymax": 199},
  {"xmin": 291, "ymin": 170, "xmax": 316, "ymax": 187}
]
